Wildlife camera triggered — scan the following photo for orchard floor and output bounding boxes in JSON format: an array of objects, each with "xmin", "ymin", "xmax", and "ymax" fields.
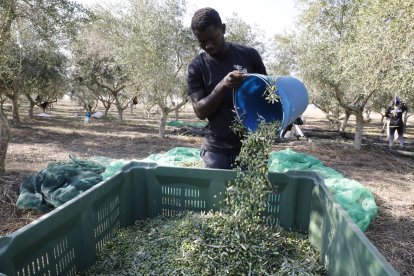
[{"xmin": 1, "ymin": 97, "xmax": 413, "ymax": 275}]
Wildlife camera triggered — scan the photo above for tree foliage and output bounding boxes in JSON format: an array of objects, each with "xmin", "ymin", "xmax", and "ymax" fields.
[
  {"xmin": 350, "ymin": 0, "xmax": 414, "ymax": 122},
  {"xmin": 225, "ymin": 14, "xmax": 267, "ymax": 59},
  {"xmin": 124, "ymin": 0, "xmax": 197, "ymax": 137},
  {"xmin": 277, "ymin": 0, "xmax": 413, "ymax": 149},
  {"xmin": 71, "ymin": 8, "xmax": 133, "ymax": 122},
  {"xmin": 0, "ymin": 0, "xmax": 90, "ymax": 174},
  {"xmin": 267, "ymin": 34, "xmax": 298, "ymax": 76},
  {"xmin": 1, "ymin": 0, "xmax": 89, "ymax": 125}
]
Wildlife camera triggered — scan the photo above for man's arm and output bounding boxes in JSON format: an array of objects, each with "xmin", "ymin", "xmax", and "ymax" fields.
[
  {"xmin": 190, "ymin": 82, "xmax": 226, "ymax": 120},
  {"xmin": 190, "ymin": 70, "xmax": 246, "ymax": 120}
]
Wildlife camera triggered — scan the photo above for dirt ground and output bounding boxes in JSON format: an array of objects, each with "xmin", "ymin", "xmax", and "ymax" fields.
[{"xmin": 1, "ymin": 96, "xmax": 413, "ymax": 275}]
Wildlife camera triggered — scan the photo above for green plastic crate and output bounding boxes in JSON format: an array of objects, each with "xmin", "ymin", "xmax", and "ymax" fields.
[{"xmin": 0, "ymin": 162, "xmax": 398, "ymax": 275}]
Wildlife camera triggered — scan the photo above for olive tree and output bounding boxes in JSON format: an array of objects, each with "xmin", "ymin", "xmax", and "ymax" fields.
[
  {"xmin": 74, "ymin": 55, "xmax": 132, "ymax": 122},
  {"xmin": 294, "ymin": 0, "xmax": 413, "ymax": 149},
  {"xmin": 0, "ymin": 0, "xmax": 16, "ymax": 175},
  {"xmin": 295, "ymin": 0, "xmax": 374, "ymax": 149},
  {"xmin": 266, "ymin": 34, "xmax": 298, "ymax": 76},
  {"xmin": 266, "ymin": 16, "xmax": 347, "ymax": 130},
  {"xmin": 125, "ymin": 0, "xmax": 197, "ymax": 138},
  {"xmin": 225, "ymin": 14, "xmax": 267, "ymax": 59},
  {"xmin": 22, "ymin": 47, "xmax": 67, "ymax": 118},
  {"xmin": 336, "ymin": 0, "xmax": 414, "ymax": 134},
  {"xmin": 72, "ymin": 8, "xmax": 137, "ymax": 122},
  {"xmin": 0, "ymin": 0, "xmax": 89, "ymax": 175},
  {"xmin": 1, "ymin": 0, "xmax": 88, "ymax": 125},
  {"xmin": 355, "ymin": 0, "xmax": 414, "ymax": 126}
]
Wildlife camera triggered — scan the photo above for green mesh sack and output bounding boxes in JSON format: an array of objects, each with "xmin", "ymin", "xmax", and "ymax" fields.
[
  {"xmin": 268, "ymin": 148, "xmax": 377, "ymax": 231},
  {"xmin": 268, "ymin": 149, "xmax": 343, "ymax": 179},
  {"xmin": 142, "ymin": 147, "xmax": 202, "ymax": 166},
  {"xmin": 268, "ymin": 150, "xmax": 322, "ymax": 171},
  {"xmin": 167, "ymin": 120, "xmax": 207, "ymax": 129},
  {"xmin": 324, "ymin": 178, "xmax": 377, "ymax": 230},
  {"xmin": 16, "ymin": 155, "xmax": 106, "ymax": 212},
  {"xmin": 144, "ymin": 147, "xmax": 377, "ymax": 231},
  {"xmin": 90, "ymin": 156, "xmax": 131, "ymax": 180},
  {"xmin": 303, "ymin": 164, "xmax": 343, "ymax": 179}
]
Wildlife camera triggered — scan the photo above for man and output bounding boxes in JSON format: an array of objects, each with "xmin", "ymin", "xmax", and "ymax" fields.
[
  {"xmin": 187, "ymin": 8, "xmax": 267, "ymax": 169},
  {"xmin": 281, "ymin": 117, "xmax": 307, "ymax": 140},
  {"xmin": 384, "ymin": 96, "xmax": 408, "ymax": 149}
]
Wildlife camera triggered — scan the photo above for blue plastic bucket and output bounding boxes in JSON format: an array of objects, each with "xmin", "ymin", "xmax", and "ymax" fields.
[{"xmin": 234, "ymin": 74, "xmax": 308, "ymax": 132}]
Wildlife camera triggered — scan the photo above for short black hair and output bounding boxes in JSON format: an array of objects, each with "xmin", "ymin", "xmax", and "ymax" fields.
[{"xmin": 191, "ymin": 8, "xmax": 222, "ymax": 32}]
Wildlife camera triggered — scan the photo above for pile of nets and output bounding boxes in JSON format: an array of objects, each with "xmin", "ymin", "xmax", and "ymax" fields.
[
  {"xmin": 16, "ymin": 155, "xmax": 130, "ymax": 212},
  {"xmin": 267, "ymin": 149, "xmax": 377, "ymax": 231},
  {"xmin": 167, "ymin": 120, "xmax": 207, "ymax": 128},
  {"xmin": 142, "ymin": 147, "xmax": 203, "ymax": 167},
  {"xmin": 143, "ymin": 147, "xmax": 377, "ymax": 231}
]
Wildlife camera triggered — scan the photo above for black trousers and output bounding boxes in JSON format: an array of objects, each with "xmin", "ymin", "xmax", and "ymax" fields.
[{"xmin": 200, "ymin": 150, "xmax": 238, "ymax": 170}]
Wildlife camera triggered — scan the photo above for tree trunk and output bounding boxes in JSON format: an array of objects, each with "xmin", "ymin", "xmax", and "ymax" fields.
[
  {"xmin": 104, "ymin": 105, "xmax": 110, "ymax": 117},
  {"xmin": 0, "ymin": 109, "xmax": 10, "ymax": 176},
  {"xmin": 365, "ymin": 109, "xmax": 371, "ymax": 122},
  {"xmin": 159, "ymin": 108, "xmax": 168, "ymax": 138},
  {"xmin": 0, "ymin": 0, "xmax": 17, "ymax": 155},
  {"xmin": 116, "ymin": 104, "xmax": 124, "ymax": 122},
  {"xmin": 354, "ymin": 110, "xmax": 364, "ymax": 150},
  {"xmin": 28, "ymin": 103, "xmax": 35, "ymax": 119},
  {"xmin": 340, "ymin": 111, "xmax": 350, "ymax": 133},
  {"xmin": 11, "ymin": 95, "xmax": 21, "ymax": 127},
  {"xmin": 334, "ymin": 105, "xmax": 341, "ymax": 131},
  {"xmin": 25, "ymin": 94, "xmax": 37, "ymax": 119},
  {"xmin": 175, "ymin": 109, "xmax": 179, "ymax": 121}
]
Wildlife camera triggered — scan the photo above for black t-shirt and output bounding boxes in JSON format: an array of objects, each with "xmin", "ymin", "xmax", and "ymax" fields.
[
  {"xmin": 385, "ymin": 103, "xmax": 408, "ymax": 127},
  {"xmin": 187, "ymin": 43, "xmax": 267, "ymax": 154}
]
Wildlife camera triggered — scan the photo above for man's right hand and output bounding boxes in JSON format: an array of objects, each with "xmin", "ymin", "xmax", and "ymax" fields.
[
  {"xmin": 221, "ymin": 70, "xmax": 247, "ymax": 89},
  {"xmin": 190, "ymin": 71, "xmax": 247, "ymax": 120}
]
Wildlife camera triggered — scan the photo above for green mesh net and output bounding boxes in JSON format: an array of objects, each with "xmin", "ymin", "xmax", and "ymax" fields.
[
  {"xmin": 16, "ymin": 155, "xmax": 130, "ymax": 212},
  {"xmin": 142, "ymin": 147, "xmax": 377, "ymax": 232},
  {"xmin": 142, "ymin": 147, "xmax": 203, "ymax": 167},
  {"xmin": 16, "ymin": 147, "xmax": 378, "ymax": 231},
  {"xmin": 89, "ymin": 156, "xmax": 131, "ymax": 180},
  {"xmin": 267, "ymin": 149, "xmax": 377, "ymax": 231},
  {"xmin": 167, "ymin": 120, "xmax": 207, "ymax": 128}
]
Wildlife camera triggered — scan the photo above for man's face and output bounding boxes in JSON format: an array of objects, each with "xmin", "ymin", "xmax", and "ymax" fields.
[{"xmin": 193, "ymin": 24, "xmax": 226, "ymax": 57}]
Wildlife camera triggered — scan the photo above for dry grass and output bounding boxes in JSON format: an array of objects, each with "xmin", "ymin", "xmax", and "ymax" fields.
[{"xmin": 0, "ymin": 97, "xmax": 413, "ymax": 275}]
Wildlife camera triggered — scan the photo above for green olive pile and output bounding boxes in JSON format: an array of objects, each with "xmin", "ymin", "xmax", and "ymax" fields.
[
  {"xmin": 87, "ymin": 119, "xmax": 325, "ymax": 275},
  {"xmin": 87, "ymin": 211, "xmax": 324, "ymax": 275}
]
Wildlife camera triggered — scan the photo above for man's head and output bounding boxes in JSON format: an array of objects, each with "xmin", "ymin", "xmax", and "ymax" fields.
[{"xmin": 191, "ymin": 8, "xmax": 226, "ymax": 57}]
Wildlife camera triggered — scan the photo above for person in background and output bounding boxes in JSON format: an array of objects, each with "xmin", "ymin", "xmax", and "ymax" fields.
[
  {"xmin": 384, "ymin": 96, "xmax": 408, "ymax": 149},
  {"xmin": 187, "ymin": 7, "xmax": 267, "ymax": 169},
  {"xmin": 84, "ymin": 111, "xmax": 91, "ymax": 124},
  {"xmin": 281, "ymin": 117, "xmax": 307, "ymax": 140}
]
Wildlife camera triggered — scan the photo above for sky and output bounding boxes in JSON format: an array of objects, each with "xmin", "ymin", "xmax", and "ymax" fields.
[
  {"xmin": 185, "ymin": 0, "xmax": 301, "ymax": 39},
  {"xmin": 75, "ymin": 0, "xmax": 302, "ymax": 40}
]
